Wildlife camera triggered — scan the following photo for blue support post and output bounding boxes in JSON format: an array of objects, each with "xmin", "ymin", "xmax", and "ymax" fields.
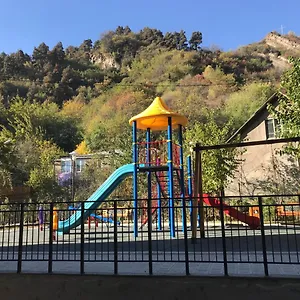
[
  {"xmin": 178, "ymin": 125, "xmax": 186, "ymax": 232},
  {"xmin": 167, "ymin": 117, "xmax": 175, "ymax": 237},
  {"xmin": 187, "ymin": 155, "xmax": 193, "ymax": 228},
  {"xmin": 146, "ymin": 128, "xmax": 152, "ymax": 225},
  {"xmin": 132, "ymin": 121, "xmax": 138, "ymax": 237}
]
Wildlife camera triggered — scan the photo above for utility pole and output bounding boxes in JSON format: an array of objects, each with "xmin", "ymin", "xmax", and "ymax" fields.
[{"xmin": 69, "ymin": 151, "xmax": 77, "ymax": 202}]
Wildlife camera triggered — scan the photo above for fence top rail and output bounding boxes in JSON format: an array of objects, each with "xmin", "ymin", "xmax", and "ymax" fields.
[
  {"xmin": 193, "ymin": 137, "xmax": 300, "ymax": 151},
  {"xmin": 0, "ymin": 193, "xmax": 300, "ymax": 206}
]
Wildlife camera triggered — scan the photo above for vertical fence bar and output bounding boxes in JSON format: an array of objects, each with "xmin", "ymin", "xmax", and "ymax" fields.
[
  {"xmin": 167, "ymin": 117, "xmax": 175, "ymax": 238},
  {"xmin": 132, "ymin": 120, "xmax": 138, "ymax": 237},
  {"xmin": 182, "ymin": 198, "xmax": 190, "ymax": 275},
  {"xmin": 80, "ymin": 202, "xmax": 85, "ymax": 275},
  {"xmin": 157, "ymin": 182, "xmax": 162, "ymax": 230},
  {"xmin": 219, "ymin": 195, "xmax": 228, "ymax": 276},
  {"xmin": 146, "ymin": 127, "xmax": 153, "ymax": 274},
  {"xmin": 258, "ymin": 196, "xmax": 269, "ymax": 276},
  {"xmin": 156, "ymin": 157, "xmax": 162, "ymax": 230},
  {"xmin": 147, "ymin": 196, "xmax": 153, "ymax": 275},
  {"xmin": 187, "ymin": 155, "xmax": 193, "ymax": 228},
  {"xmin": 48, "ymin": 203, "xmax": 53, "ymax": 274},
  {"xmin": 197, "ymin": 150, "xmax": 205, "ymax": 238},
  {"xmin": 192, "ymin": 147, "xmax": 200, "ymax": 243},
  {"xmin": 178, "ymin": 125, "xmax": 186, "ymax": 233},
  {"xmin": 114, "ymin": 201, "xmax": 118, "ymax": 275},
  {"xmin": 17, "ymin": 203, "xmax": 24, "ymax": 274}
]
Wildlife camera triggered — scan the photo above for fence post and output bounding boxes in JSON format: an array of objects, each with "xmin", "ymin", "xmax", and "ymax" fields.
[
  {"xmin": 219, "ymin": 195, "xmax": 228, "ymax": 276},
  {"xmin": 114, "ymin": 201, "xmax": 118, "ymax": 275},
  {"xmin": 17, "ymin": 203, "xmax": 24, "ymax": 273},
  {"xmin": 258, "ymin": 196, "xmax": 269, "ymax": 276},
  {"xmin": 147, "ymin": 197, "xmax": 153, "ymax": 275},
  {"xmin": 48, "ymin": 203, "xmax": 53, "ymax": 274},
  {"xmin": 182, "ymin": 198, "xmax": 190, "ymax": 275},
  {"xmin": 80, "ymin": 202, "xmax": 85, "ymax": 275}
]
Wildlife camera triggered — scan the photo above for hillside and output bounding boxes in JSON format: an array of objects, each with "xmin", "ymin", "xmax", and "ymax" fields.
[
  {"xmin": 1, "ymin": 29, "xmax": 299, "ymax": 109},
  {"xmin": 0, "ymin": 26, "xmax": 300, "ymax": 201},
  {"xmin": 1, "ymin": 27, "xmax": 299, "ymax": 138}
]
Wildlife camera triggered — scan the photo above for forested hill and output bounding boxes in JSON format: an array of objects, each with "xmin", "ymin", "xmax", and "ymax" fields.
[
  {"xmin": 2, "ymin": 28, "xmax": 299, "ymax": 109},
  {"xmin": 0, "ymin": 26, "xmax": 300, "ymax": 201}
]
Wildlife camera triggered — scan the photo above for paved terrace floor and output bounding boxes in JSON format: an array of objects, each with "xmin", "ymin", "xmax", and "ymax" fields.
[{"xmin": 0, "ymin": 222, "xmax": 300, "ymax": 277}]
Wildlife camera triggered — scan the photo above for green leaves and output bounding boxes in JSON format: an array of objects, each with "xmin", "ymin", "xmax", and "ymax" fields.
[
  {"xmin": 225, "ymin": 82, "xmax": 275, "ymax": 130},
  {"xmin": 27, "ymin": 140, "xmax": 65, "ymax": 202},
  {"xmin": 185, "ymin": 113, "xmax": 240, "ymax": 193},
  {"xmin": 7, "ymin": 98, "xmax": 82, "ymax": 152},
  {"xmin": 271, "ymin": 57, "xmax": 300, "ymax": 155},
  {"xmin": 189, "ymin": 31, "xmax": 203, "ymax": 50}
]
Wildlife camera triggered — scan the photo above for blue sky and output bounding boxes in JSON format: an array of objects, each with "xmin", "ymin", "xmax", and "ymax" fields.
[{"xmin": 0, "ymin": 0, "xmax": 299, "ymax": 54}]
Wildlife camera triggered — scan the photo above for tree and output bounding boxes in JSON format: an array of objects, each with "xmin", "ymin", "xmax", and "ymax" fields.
[
  {"xmin": 178, "ymin": 30, "xmax": 188, "ymax": 50},
  {"xmin": 32, "ymin": 43, "xmax": 49, "ymax": 65},
  {"xmin": 189, "ymin": 31, "xmax": 202, "ymax": 50},
  {"xmin": 225, "ymin": 82, "xmax": 275, "ymax": 130},
  {"xmin": 27, "ymin": 139, "xmax": 67, "ymax": 202},
  {"xmin": 49, "ymin": 42, "xmax": 65, "ymax": 65},
  {"xmin": 270, "ymin": 57, "xmax": 300, "ymax": 155},
  {"xmin": 85, "ymin": 124, "xmax": 107, "ymax": 152},
  {"xmin": 0, "ymin": 133, "xmax": 15, "ymax": 189},
  {"xmin": 163, "ymin": 32, "xmax": 178, "ymax": 49},
  {"xmin": 138, "ymin": 27, "xmax": 164, "ymax": 46},
  {"xmin": 185, "ymin": 113, "xmax": 240, "ymax": 193},
  {"xmin": 7, "ymin": 98, "xmax": 82, "ymax": 152},
  {"xmin": 202, "ymin": 65, "xmax": 237, "ymax": 103},
  {"xmin": 79, "ymin": 39, "xmax": 93, "ymax": 52}
]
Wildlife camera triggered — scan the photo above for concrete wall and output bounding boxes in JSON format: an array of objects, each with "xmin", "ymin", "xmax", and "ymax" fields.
[{"xmin": 1, "ymin": 274, "xmax": 300, "ymax": 300}]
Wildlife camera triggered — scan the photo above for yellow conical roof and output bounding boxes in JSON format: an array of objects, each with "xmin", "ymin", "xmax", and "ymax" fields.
[{"xmin": 129, "ymin": 97, "xmax": 188, "ymax": 131}]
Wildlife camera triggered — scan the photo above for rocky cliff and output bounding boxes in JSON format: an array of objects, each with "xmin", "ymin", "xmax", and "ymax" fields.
[
  {"xmin": 265, "ymin": 32, "xmax": 300, "ymax": 52},
  {"xmin": 90, "ymin": 53, "xmax": 120, "ymax": 70}
]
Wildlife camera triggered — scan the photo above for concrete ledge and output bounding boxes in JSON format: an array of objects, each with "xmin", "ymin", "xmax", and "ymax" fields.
[{"xmin": 1, "ymin": 274, "xmax": 300, "ymax": 300}]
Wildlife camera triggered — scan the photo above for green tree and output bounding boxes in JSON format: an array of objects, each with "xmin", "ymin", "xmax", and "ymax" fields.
[
  {"xmin": 138, "ymin": 27, "xmax": 164, "ymax": 46},
  {"xmin": 270, "ymin": 57, "xmax": 300, "ymax": 155},
  {"xmin": 185, "ymin": 113, "xmax": 240, "ymax": 193},
  {"xmin": 0, "ymin": 134, "xmax": 15, "ymax": 189},
  {"xmin": 79, "ymin": 39, "xmax": 93, "ymax": 52},
  {"xmin": 189, "ymin": 31, "xmax": 202, "ymax": 50},
  {"xmin": 225, "ymin": 82, "xmax": 275, "ymax": 130},
  {"xmin": 32, "ymin": 43, "xmax": 50, "ymax": 71},
  {"xmin": 178, "ymin": 30, "xmax": 188, "ymax": 50},
  {"xmin": 27, "ymin": 139, "xmax": 66, "ymax": 202},
  {"xmin": 49, "ymin": 42, "xmax": 65, "ymax": 66},
  {"xmin": 7, "ymin": 98, "xmax": 82, "ymax": 152},
  {"xmin": 163, "ymin": 32, "xmax": 178, "ymax": 49}
]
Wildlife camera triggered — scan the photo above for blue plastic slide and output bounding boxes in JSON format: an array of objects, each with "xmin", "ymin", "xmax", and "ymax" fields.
[
  {"xmin": 67, "ymin": 207, "xmax": 121, "ymax": 226},
  {"xmin": 89, "ymin": 214, "xmax": 121, "ymax": 226},
  {"xmin": 57, "ymin": 164, "xmax": 133, "ymax": 234}
]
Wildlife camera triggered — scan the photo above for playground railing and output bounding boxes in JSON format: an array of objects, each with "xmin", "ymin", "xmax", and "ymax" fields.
[
  {"xmin": 0, "ymin": 194, "xmax": 300, "ymax": 277},
  {"xmin": 137, "ymin": 140, "xmax": 181, "ymax": 167}
]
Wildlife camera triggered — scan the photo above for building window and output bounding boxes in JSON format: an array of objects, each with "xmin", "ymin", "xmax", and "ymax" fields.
[
  {"xmin": 61, "ymin": 160, "xmax": 72, "ymax": 173},
  {"xmin": 265, "ymin": 118, "xmax": 280, "ymax": 139},
  {"xmin": 76, "ymin": 159, "xmax": 85, "ymax": 173}
]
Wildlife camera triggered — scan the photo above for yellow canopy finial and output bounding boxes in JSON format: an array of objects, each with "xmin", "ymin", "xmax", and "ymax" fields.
[{"xmin": 129, "ymin": 97, "xmax": 188, "ymax": 131}]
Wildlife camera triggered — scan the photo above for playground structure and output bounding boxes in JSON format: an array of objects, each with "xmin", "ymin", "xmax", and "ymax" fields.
[
  {"xmin": 68, "ymin": 206, "xmax": 121, "ymax": 228},
  {"xmin": 55, "ymin": 96, "xmax": 261, "ymax": 239}
]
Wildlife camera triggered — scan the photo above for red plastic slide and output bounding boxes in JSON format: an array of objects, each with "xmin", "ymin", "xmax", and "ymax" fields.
[{"xmin": 202, "ymin": 194, "xmax": 260, "ymax": 229}]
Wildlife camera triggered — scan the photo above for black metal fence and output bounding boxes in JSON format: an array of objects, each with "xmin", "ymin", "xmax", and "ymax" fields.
[{"xmin": 0, "ymin": 195, "xmax": 300, "ymax": 276}]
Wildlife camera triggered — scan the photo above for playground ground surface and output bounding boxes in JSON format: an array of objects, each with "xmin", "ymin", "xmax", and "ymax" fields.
[{"xmin": 1, "ymin": 222, "xmax": 300, "ymax": 277}]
